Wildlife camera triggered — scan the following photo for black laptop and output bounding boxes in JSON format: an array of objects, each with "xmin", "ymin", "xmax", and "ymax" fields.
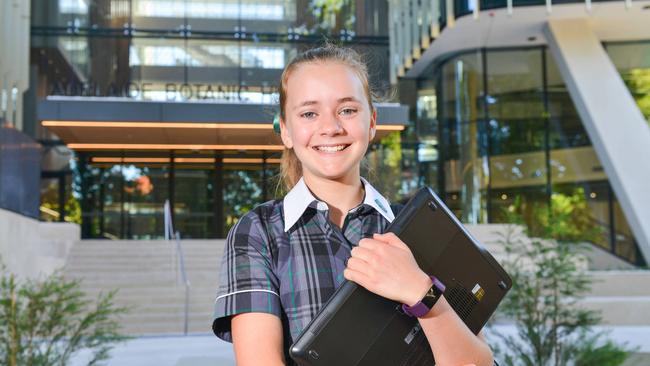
[{"xmin": 289, "ymin": 187, "xmax": 512, "ymax": 366}]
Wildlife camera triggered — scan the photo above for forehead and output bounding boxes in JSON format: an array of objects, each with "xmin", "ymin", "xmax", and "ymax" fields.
[{"xmin": 285, "ymin": 61, "xmax": 367, "ymax": 105}]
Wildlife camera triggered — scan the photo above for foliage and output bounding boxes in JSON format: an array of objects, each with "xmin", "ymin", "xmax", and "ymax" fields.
[
  {"xmin": 506, "ymin": 187, "xmax": 603, "ymax": 244},
  {"xmin": 0, "ymin": 266, "xmax": 130, "ymax": 366},
  {"xmin": 310, "ymin": 0, "xmax": 355, "ymax": 32},
  {"xmin": 621, "ymin": 68, "xmax": 650, "ymax": 128},
  {"xmin": 40, "ymin": 180, "xmax": 82, "ymax": 224},
  {"xmin": 223, "ymin": 170, "xmax": 267, "ymax": 232},
  {"xmin": 491, "ymin": 225, "xmax": 632, "ymax": 366},
  {"xmin": 363, "ymin": 131, "xmax": 403, "ymax": 201}
]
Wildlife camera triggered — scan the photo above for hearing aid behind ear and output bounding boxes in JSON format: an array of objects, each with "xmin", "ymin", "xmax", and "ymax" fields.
[{"xmin": 273, "ymin": 113, "xmax": 281, "ymax": 134}]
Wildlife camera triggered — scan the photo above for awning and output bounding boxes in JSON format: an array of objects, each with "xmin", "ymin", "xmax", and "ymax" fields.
[{"xmin": 39, "ymin": 97, "xmax": 409, "ymax": 151}]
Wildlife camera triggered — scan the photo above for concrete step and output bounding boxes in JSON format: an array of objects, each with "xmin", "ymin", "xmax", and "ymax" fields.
[
  {"xmin": 64, "ymin": 265, "xmax": 220, "ymax": 274},
  {"xmin": 579, "ymin": 296, "xmax": 650, "ymax": 325},
  {"xmin": 63, "ymin": 233, "xmax": 650, "ymax": 334},
  {"xmin": 587, "ymin": 270, "xmax": 650, "ymax": 297},
  {"xmin": 117, "ymin": 319, "xmax": 215, "ymax": 335},
  {"xmin": 77, "ymin": 292, "xmax": 217, "ymax": 307},
  {"xmin": 66, "ymin": 276, "xmax": 218, "ymax": 288},
  {"xmin": 67, "ymin": 251, "xmax": 224, "ymax": 261}
]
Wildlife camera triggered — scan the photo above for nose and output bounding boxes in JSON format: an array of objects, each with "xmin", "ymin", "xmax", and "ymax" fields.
[{"xmin": 319, "ymin": 115, "xmax": 344, "ymax": 136}]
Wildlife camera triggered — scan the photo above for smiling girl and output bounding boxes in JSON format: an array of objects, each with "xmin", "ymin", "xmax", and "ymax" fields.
[{"xmin": 212, "ymin": 44, "xmax": 494, "ymax": 366}]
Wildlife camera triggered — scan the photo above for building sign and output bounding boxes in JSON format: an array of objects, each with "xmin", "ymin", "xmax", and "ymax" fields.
[{"xmin": 50, "ymin": 81, "xmax": 278, "ymax": 102}]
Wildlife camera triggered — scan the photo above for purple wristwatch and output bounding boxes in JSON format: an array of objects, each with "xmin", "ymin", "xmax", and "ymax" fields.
[{"xmin": 401, "ymin": 275, "xmax": 446, "ymax": 318}]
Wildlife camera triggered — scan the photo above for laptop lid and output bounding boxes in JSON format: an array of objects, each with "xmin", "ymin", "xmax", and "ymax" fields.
[{"xmin": 289, "ymin": 187, "xmax": 512, "ymax": 366}]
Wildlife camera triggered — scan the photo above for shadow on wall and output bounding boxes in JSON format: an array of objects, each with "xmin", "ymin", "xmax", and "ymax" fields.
[{"xmin": 0, "ymin": 125, "xmax": 41, "ymax": 218}]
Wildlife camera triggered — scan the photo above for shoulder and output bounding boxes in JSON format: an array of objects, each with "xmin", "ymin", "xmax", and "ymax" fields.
[{"xmin": 228, "ymin": 199, "xmax": 284, "ymax": 239}]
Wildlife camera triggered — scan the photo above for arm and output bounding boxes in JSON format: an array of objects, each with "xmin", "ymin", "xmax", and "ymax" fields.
[
  {"xmin": 344, "ymin": 232, "xmax": 493, "ymax": 366},
  {"xmin": 417, "ymin": 296, "xmax": 493, "ymax": 366},
  {"xmin": 212, "ymin": 213, "xmax": 284, "ymax": 364},
  {"xmin": 232, "ymin": 313, "xmax": 286, "ymax": 366}
]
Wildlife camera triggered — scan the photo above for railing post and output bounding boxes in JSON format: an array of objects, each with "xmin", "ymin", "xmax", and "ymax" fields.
[{"xmin": 164, "ymin": 200, "xmax": 191, "ymax": 335}]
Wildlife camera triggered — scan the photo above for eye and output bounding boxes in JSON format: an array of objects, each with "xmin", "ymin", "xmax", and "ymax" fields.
[
  {"xmin": 300, "ymin": 111, "xmax": 317, "ymax": 119},
  {"xmin": 339, "ymin": 108, "xmax": 358, "ymax": 116}
]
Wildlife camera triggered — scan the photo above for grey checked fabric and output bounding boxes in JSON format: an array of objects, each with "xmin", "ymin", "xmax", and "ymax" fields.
[{"xmin": 212, "ymin": 183, "xmax": 400, "ymax": 364}]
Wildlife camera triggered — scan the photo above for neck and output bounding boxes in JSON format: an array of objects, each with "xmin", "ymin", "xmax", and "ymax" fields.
[{"xmin": 303, "ymin": 173, "xmax": 364, "ymax": 228}]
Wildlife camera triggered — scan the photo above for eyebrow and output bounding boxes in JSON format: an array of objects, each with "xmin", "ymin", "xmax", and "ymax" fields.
[{"xmin": 293, "ymin": 97, "xmax": 362, "ymax": 110}]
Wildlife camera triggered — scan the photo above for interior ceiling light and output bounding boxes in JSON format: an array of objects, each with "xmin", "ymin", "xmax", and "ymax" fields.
[
  {"xmin": 43, "ymin": 121, "xmax": 273, "ymax": 129},
  {"xmin": 70, "ymin": 143, "xmax": 285, "ymax": 150},
  {"xmin": 91, "ymin": 157, "xmax": 281, "ymax": 164},
  {"xmin": 42, "ymin": 121, "xmax": 405, "ymax": 131}
]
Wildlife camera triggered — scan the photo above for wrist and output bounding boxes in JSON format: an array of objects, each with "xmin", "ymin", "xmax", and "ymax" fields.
[
  {"xmin": 401, "ymin": 274, "xmax": 447, "ymax": 318},
  {"xmin": 405, "ymin": 271, "xmax": 433, "ymax": 307}
]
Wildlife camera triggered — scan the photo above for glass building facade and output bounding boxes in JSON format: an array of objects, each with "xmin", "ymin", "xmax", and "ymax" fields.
[
  {"xmin": 408, "ymin": 43, "xmax": 650, "ymax": 265},
  {"xmin": 30, "ymin": 1, "xmax": 649, "ymax": 266},
  {"xmin": 31, "ymin": 0, "xmax": 392, "ymax": 239}
]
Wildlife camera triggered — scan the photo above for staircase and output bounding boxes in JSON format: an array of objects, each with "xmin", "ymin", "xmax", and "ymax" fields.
[
  {"xmin": 63, "ymin": 240, "xmax": 226, "ymax": 335},
  {"xmin": 63, "ymin": 225, "xmax": 650, "ymax": 335},
  {"xmin": 468, "ymin": 224, "xmax": 650, "ymax": 326}
]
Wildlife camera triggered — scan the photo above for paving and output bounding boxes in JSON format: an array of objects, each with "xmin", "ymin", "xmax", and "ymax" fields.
[{"xmin": 68, "ymin": 325, "xmax": 650, "ymax": 366}]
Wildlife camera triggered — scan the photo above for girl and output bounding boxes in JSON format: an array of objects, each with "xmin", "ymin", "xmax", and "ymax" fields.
[{"xmin": 212, "ymin": 44, "xmax": 494, "ymax": 366}]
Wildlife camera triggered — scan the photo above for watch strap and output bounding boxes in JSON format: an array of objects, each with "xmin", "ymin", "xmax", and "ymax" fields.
[{"xmin": 401, "ymin": 275, "xmax": 446, "ymax": 318}]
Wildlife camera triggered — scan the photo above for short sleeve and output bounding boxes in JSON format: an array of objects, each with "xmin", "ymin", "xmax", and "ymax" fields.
[{"xmin": 212, "ymin": 211, "xmax": 281, "ymax": 342}]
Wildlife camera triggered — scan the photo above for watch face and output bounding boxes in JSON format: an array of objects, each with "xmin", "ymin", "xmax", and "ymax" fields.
[{"xmin": 422, "ymin": 286, "xmax": 440, "ymax": 308}]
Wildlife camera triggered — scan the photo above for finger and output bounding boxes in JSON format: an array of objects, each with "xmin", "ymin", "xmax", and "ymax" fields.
[
  {"xmin": 346, "ymin": 257, "xmax": 370, "ymax": 274},
  {"xmin": 373, "ymin": 232, "xmax": 409, "ymax": 250},
  {"xmin": 358, "ymin": 237, "xmax": 382, "ymax": 249},
  {"xmin": 343, "ymin": 267, "xmax": 373, "ymax": 288},
  {"xmin": 350, "ymin": 246, "xmax": 378, "ymax": 265}
]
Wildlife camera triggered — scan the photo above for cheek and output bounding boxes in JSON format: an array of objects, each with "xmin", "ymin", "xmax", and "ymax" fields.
[{"xmin": 290, "ymin": 125, "xmax": 315, "ymax": 147}]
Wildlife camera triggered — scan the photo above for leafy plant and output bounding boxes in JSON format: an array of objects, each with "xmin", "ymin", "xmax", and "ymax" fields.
[
  {"xmin": 621, "ymin": 68, "xmax": 650, "ymax": 128},
  {"xmin": 0, "ymin": 266, "xmax": 130, "ymax": 366},
  {"xmin": 491, "ymin": 225, "xmax": 632, "ymax": 366},
  {"xmin": 506, "ymin": 188, "xmax": 604, "ymax": 245}
]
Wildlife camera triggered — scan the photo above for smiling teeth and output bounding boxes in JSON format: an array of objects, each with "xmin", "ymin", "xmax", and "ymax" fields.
[{"xmin": 316, "ymin": 145, "xmax": 347, "ymax": 152}]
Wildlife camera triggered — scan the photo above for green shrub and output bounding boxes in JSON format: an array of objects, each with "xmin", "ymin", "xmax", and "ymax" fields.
[
  {"xmin": 491, "ymin": 226, "xmax": 633, "ymax": 366},
  {"xmin": 0, "ymin": 266, "xmax": 130, "ymax": 366}
]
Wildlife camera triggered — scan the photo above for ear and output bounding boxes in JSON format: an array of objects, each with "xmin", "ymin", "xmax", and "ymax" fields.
[
  {"xmin": 369, "ymin": 108, "xmax": 377, "ymax": 141},
  {"xmin": 279, "ymin": 117, "xmax": 293, "ymax": 149}
]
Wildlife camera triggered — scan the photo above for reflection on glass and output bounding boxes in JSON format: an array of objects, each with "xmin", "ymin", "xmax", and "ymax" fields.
[
  {"xmin": 486, "ymin": 49, "xmax": 546, "ymax": 231},
  {"xmin": 425, "ymin": 46, "xmax": 645, "ymax": 265},
  {"xmin": 59, "ymin": 0, "xmax": 88, "ymax": 14},
  {"xmin": 223, "ymin": 169, "xmax": 265, "ymax": 234},
  {"xmin": 546, "ymin": 50, "xmax": 590, "ymax": 149},
  {"xmin": 121, "ymin": 165, "xmax": 169, "ymax": 239},
  {"xmin": 606, "ymin": 41, "xmax": 650, "ymax": 129},
  {"xmin": 414, "ymin": 80, "xmax": 440, "ymax": 194},
  {"xmin": 174, "ymin": 168, "xmax": 216, "ymax": 239},
  {"xmin": 613, "ymin": 200, "xmax": 640, "ymax": 263},
  {"xmin": 40, "ymin": 178, "xmax": 62, "ymax": 222},
  {"xmin": 133, "ymin": 0, "xmax": 291, "ymax": 20},
  {"xmin": 440, "ymin": 51, "xmax": 487, "ymax": 223},
  {"xmin": 364, "ymin": 132, "xmax": 404, "ymax": 202}
]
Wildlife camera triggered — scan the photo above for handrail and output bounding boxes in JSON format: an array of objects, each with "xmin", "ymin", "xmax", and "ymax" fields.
[{"xmin": 164, "ymin": 200, "xmax": 191, "ymax": 335}]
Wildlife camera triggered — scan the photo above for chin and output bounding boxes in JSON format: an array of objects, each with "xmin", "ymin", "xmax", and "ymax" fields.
[{"xmin": 311, "ymin": 169, "xmax": 358, "ymax": 182}]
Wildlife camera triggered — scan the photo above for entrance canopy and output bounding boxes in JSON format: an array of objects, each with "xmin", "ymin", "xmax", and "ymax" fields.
[{"xmin": 39, "ymin": 97, "xmax": 408, "ymax": 151}]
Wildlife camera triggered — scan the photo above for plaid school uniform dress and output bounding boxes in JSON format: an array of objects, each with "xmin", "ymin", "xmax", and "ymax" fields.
[{"xmin": 212, "ymin": 177, "xmax": 399, "ymax": 364}]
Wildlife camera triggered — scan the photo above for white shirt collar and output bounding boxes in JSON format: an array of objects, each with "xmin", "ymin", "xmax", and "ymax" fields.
[{"xmin": 283, "ymin": 177, "xmax": 395, "ymax": 232}]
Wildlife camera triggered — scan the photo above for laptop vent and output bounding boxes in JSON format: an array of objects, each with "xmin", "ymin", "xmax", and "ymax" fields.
[{"xmin": 446, "ymin": 283, "xmax": 478, "ymax": 323}]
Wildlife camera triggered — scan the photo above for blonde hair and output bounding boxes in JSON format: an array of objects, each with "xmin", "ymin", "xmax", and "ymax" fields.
[{"xmin": 278, "ymin": 43, "xmax": 376, "ymax": 192}]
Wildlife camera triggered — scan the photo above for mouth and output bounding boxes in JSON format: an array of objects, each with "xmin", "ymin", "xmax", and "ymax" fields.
[{"xmin": 312, "ymin": 144, "xmax": 351, "ymax": 153}]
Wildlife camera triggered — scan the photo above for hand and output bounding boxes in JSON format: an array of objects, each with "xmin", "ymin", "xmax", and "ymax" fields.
[{"xmin": 343, "ymin": 232, "xmax": 432, "ymax": 306}]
